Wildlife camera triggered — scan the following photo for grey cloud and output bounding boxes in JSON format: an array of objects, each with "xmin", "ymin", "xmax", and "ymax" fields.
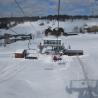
[
  {"xmin": 0, "ymin": 0, "xmax": 97, "ymax": 17},
  {"xmin": 0, "ymin": 0, "xmax": 14, "ymax": 5}
]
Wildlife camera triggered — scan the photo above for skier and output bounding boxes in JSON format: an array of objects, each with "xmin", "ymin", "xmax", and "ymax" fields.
[
  {"xmin": 38, "ymin": 43, "xmax": 44, "ymax": 53},
  {"xmin": 68, "ymin": 44, "xmax": 71, "ymax": 49}
]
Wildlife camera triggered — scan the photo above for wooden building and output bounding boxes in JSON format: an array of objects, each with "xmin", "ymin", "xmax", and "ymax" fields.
[{"xmin": 15, "ymin": 49, "xmax": 25, "ymax": 58}]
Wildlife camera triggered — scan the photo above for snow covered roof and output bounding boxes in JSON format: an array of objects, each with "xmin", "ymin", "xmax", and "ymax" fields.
[
  {"xmin": 15, "ymin": 49, "xmax": 24, "ymax": 53},
  {"xmin": 43, "ymin": 36, "xmax": 62, "ymax": 41},
  {"xmin": 26, "ymin": 49, "xmax": 38, "ymax": 54},
  {"xmin": 86, "ymin": 22, "xmax": 98, "ymax": 27}
]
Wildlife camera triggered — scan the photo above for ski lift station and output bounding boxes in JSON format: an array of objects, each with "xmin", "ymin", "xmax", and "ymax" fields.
[
  {"xmin": 41, "ymin": 37, "xmax": 83, "ymax": 56},
  {"xmin": 43, "ymin": 38, "xmax": 62, "ymax": 47},
  {"xmin": 42, "ymin": 37, "xmax": 65, "ymax": 53}
]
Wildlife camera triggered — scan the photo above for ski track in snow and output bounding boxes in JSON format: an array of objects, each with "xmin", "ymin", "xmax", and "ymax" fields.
[{"xmin": 0, "ymin": 59, "xmax": 27, "ymax": 83}]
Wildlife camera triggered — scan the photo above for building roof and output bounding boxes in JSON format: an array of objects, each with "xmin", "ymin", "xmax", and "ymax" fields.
[
  {"xmin": 43, "ymin": 36, "xmax": 62, "ymax": 41},
  {"xmin": 15, "ymin": 49, "xmax": 24, "ymax": 53},
  {"xmin": 26, "ymin": 49, "xmax": 38, "ymax": 54}
]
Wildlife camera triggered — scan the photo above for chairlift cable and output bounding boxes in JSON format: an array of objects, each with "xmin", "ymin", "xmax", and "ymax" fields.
[
  {"xmin": 58, "ymin": 0, "xmax": 60, "ymax": 29},
  {"xmin": 14, "ymin": 0, "xmax": 35, "ymax": 49},
  {"xmin": 14, "ymin": 0, "xmax": 35, "ymax": 29},
  {"xmin": 14, "ymin": 0, "xmax": 25, "ymax": 16},
  {"xmin": 9, "ymin": 28, "xmax": 18, "ymax": 35},
  {"xmin": 76, "ymin": 56, "xmax": 93, "ymax": 98},
  {"xmin": 14, "ymin": 0, "xmax": 30, "ymax": 33},
  {"xmin": 56, "ymin": 0, "xmax": 61, "ymax": 53}
]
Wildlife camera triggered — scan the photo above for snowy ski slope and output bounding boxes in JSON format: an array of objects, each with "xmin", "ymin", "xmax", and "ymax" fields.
[{"xmin": 0, "ymin": 19, "xmax": 98, "ymax": 98}]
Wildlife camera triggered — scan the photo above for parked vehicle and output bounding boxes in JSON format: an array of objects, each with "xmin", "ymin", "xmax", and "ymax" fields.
[{"xmin": 25, "ymin": 49, "xmax": 38, "ymax": 59}]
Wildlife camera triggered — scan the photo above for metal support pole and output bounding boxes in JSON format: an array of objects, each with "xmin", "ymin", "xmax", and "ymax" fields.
[{"xmin": 57, "ymin": 0, "xmax": 60, "ymax": 53}]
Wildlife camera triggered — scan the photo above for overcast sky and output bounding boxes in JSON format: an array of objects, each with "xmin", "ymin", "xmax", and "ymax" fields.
[{"xmin": 0, "ymin": 0, "xmax": 98, "ymax": 17}]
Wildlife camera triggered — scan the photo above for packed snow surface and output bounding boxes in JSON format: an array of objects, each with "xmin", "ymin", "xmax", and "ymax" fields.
[{"xmin": 0, "ymin": 19, "xmax": 98, "ymax": 98}]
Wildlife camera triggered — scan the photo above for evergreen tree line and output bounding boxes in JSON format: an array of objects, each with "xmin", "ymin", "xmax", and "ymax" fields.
[{"xmin": 0, "ymin": 15, "xmax": 98, "ymax": 29}]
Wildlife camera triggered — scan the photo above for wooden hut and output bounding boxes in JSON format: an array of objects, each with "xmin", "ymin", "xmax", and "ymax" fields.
[{"xmin": 15, "ymin": 49, "xmax": 25, "ymax": 58}]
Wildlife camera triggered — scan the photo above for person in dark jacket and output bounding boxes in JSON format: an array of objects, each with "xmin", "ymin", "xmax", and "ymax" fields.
[{"xmin": 38, "ymin": 43, "xmax": 44, "ymax": 53}]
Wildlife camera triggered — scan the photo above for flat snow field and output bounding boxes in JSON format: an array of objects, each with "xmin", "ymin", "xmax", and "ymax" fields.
[{"xmin": 0, "ymin": 20, "xmax": 98, "ymax": 98}]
